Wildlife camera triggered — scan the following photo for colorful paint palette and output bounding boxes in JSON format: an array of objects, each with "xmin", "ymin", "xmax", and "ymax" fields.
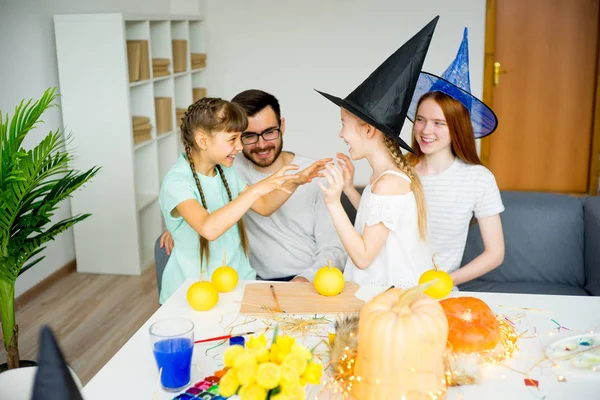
[
  {"xmin": 172, "ymin": 369, "xmax": 229, "ymax": 399},
  {"xmin": 545, "ymin": 333, "xmax": 600, "ymax": 373}
]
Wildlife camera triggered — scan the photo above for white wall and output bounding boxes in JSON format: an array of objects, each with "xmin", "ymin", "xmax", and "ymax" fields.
[
  {"xmin": 0, "ymin": 0, "xmax": 203, "ymax": 296},
  {"xmin": 204, "ymin": 0, "xmax": 486, "ymax": 185}
]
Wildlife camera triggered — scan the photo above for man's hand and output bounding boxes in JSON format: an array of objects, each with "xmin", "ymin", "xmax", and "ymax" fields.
[
  {"xmin": 291, "ymin": 158, "xmax": 332, "ymax": 185},
  {"xmin": 291, "ymin": 276, "xmax": 309, "ymax": 283},
  {"xmin": 159, "ymin": 230, "xmax": 174, "ymax": 256}
]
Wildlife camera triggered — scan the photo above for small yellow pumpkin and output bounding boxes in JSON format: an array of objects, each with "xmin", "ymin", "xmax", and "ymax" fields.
[
  {"xmin": 352, "ymin": 283, "xmax": 449, "ymax": 399},
  {"xmin": 211, "ymin": 252, "xmax": 238, "ymax": 293},
  {"xmin": 187, "ymin": 281, "xmax": 218, "ymax": 311},
  {"xmin": 419, "ymin": 253, "xmax": 454, "ymax": 299},
  {"xmin": 314, "ymin": 260, "xmax": 345, "ymax": 296}
]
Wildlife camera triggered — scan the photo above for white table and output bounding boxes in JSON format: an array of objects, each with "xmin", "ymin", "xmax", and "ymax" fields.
[{"xmin": 83, "ymin": 280, "xmax": 600, "ymax": 399}]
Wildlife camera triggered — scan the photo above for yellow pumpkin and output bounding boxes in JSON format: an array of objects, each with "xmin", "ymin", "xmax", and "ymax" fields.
[
  {"xmin": 212, "ymin": 266, "xmax": 238, "ymax": 293},
  {"xmin": 419, "ymin": 253, "xmax": 454, "ymax": 299},
  {"xmin": 211, "ymin": 252, "xmax": 239, "ymax": 293},
  {"xmin": 314, "ymin": 260, "xmax": 344, "ymax": 296},
  {"xmin": 352, "ymin": 283, "xmax": 449, "ymax": 399},
  {"xmin": 187, "ymin": 281, "xmax": 219, "ymax": 311}
]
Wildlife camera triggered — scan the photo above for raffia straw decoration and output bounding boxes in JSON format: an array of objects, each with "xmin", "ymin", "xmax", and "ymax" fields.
[
  {"xmin": 268, "ymin": 314, "xmax": 330, "ymax": 337},
  {"xmin": 323, "ymin": 314, "xmax": 359, "ymax": 397}
]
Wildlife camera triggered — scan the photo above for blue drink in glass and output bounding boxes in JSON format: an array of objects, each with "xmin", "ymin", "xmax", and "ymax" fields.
[
  {"xmin": 149, "ymin": 317, "xmax": 194, "ymax": 391},
  {"xmin": 153, "ymin": 337, "xmax": 193, "ymax": 390}
]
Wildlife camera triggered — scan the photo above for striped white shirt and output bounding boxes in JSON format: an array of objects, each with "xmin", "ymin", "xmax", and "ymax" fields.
[{"xmin": 420, "ymin": 158, "xmax": 504, "ymax": 273}]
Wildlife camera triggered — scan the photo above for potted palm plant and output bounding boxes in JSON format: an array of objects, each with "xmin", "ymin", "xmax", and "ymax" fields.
[{"xmin": 0, "ymin": 88, "xmax": 99, "ymax": 371}]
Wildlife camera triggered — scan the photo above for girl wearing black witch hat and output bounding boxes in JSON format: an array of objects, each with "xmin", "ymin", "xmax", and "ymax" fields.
[{"xmin": 315, "ymin": 17, "xmax": 439, "ymax": 288}]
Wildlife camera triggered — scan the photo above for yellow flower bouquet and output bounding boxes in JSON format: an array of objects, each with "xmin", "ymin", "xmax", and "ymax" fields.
[{"xmin": 219, "ymin": 330, "xmax": 323, "ymax": 400}]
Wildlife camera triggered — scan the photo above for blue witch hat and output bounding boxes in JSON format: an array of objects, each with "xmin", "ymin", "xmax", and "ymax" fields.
[{"xmin": 407, "ymin": 28, "xmax": 498, "ymax": 138}]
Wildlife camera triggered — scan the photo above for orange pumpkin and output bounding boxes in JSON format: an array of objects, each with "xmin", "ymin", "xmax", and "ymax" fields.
[
  {"xmin": 352, "ymin": 284, "xmax": 448, "ymax": 399},
  {"xmin": 439, "ymin": 297, "xmax": 500, "ymax": 353}
]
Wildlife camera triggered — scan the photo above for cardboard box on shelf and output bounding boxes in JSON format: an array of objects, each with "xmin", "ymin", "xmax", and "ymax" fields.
[
  {"xmin": 133, "ymin": 123, "xmax": 152, "ymax": 133},
  {"xmin": 193, "ymin": 88, "xmax": 206, "ymax": 103},
  {"xmin": 191, "ymin": 53, "xmax": 206, "ymax": 61},
  {"xmin": 176, "ymin": 107, "xmax": 187, "ymax": 127},
  {"xmin": 172, "ymin": 40, "xmax": 188, "ymax": 73},
  {"xmin": 133, "ymin": 131, "xmax": 152, "ymax": 145},
  {"xmin": 139, "ymin": 41, "xmax": 150, "ymax": 80},
  {"xmin": 191, "ymin": 53, "xmax": 206, "ymax": 70},
  {"xmin": 132, "ymin": 116, "xmax": 151, "ymax": 127},
  {"xmin": 153, "ymin": 67, "xmax": 170, "ymax": 76},
  {"xmin": 127, "ymin": 41, "xmax": 141, "ymax": 82},
  {"xmin": 132, "ymin": 122, "xmax": 152, "ymax": 145},
  {"xmin": 155, "ymin": 97, "xmax": 173, "ymax": 134},
  {"xmin": 127, "ymin": 40, "xmax": 150, "ymax": 82},
  {"xmin": 152, "ymin": 58, "xmax": 170, "ymax": 67},
  {"xmin": 152, "ymin": 58, "xmax": 171, "ymax": 77}
]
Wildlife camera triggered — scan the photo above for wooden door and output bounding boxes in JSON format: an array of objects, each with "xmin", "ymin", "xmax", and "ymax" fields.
[{"xmin": 482, "ymin": 0, "xmax": 600, "ymax": 193}]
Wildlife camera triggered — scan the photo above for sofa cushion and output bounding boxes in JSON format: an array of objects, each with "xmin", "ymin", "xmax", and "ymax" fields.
[
  {"xmin": 458, "ymin": 279, "xmax": 589, "ymax": 296},
  {"xmin": 585, "ymin": 196, "xmax": 600, "ymax": 296},
  {"xmin": 461, "ymin": 191, "xmax": 586, "ymax": 288}
]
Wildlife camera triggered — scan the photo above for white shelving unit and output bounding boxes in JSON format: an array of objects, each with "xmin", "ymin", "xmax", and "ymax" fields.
[{"xmin": 54, "ymin": 13, "xmax": 206, "ymax": 275}]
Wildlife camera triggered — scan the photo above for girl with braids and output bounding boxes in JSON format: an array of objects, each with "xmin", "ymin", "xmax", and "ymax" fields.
[
  {"xmin": 159, "ymin": 97, "xmax": 324, "ymax": 303},
  {"xmin": 314, "ymin": 17, "xmax": 439, "ymax": 288},
  {"xmin": 405, "ymin": 28, "xmax": 504, "ymax": 287}
]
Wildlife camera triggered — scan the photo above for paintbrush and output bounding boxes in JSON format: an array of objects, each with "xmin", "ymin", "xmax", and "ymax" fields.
[
  {"xmin": 194, "ymin": 331, "xmax": 255, "ymax": 344},
  {"xmin": 270, "ymin": 284, "xmax": 283, "ymax": 313}
]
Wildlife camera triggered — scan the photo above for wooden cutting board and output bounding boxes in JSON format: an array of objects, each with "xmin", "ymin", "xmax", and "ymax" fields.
[{"xmin": 239, "ymin": 282, "xmax": 364, "ymax": 315}]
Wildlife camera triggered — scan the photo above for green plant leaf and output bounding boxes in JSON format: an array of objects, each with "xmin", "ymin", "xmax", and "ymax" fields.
[{"xmin": 0, "ymin": 88, "xmax": 98, "ymax": 356}]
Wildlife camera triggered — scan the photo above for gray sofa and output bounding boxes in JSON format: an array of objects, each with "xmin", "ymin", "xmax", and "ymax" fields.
[
  {"xmin": 458, "ymin": 191, "xmax": 600, "ymax": 296},
  {"xmin": 341, "ymin": 190, "xmax": 600, "ymax": 296}
]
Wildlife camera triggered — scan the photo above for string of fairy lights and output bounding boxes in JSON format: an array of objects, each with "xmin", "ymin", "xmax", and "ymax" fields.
[
  {"xmin": 205, "ymin": 306, "xmax": 598, "ymax": 399},
  {"xmin": 316, "ymin": 311, "xmax": 600, "ymax": 399}
]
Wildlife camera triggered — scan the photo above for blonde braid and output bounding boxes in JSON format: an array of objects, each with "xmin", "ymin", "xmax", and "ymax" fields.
[
  {"xmin": 383, "ymin": 136, "xmax": 428, "ymax": 241},
  {"xmin": 215, "ymin": 165, "xmax": 249, "ymax": 255},
  {"xmin": 184, "ymin": 141, "xmax": 211, "ymax": 270}
]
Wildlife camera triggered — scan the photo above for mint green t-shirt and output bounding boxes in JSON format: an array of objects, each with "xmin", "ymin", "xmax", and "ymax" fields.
[{"xmin": 158, "ymin": 154, "xmax": 256, "ymax": 303}]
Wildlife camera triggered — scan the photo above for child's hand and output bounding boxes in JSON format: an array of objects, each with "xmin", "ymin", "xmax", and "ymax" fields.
[
  {"xmin": 159, "ymin": 230, "xmax": 174, "ymax": 256},
  {"xmin": 317, "ymin": 163, "xmax": 344, "ymax": 205},
  {"xmin": 336, "ymin": 152, "xmax": 355, "ymax": 191},
  {"xmin": 292, "ymin": 158, "xmax": 332, "ymax": 185},
  {"xmin": 251, "ymin": 165, "xmax": 299, "ymax": 196}
]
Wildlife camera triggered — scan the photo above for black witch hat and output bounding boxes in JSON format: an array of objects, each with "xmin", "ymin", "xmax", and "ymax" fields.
[
  {"xmin": 31, "ymin": 326, "xmax": 83, "ymax": 400},
  {"xmin": 316, "ymin": 16, "xmax": 439, "ymax": 153}
]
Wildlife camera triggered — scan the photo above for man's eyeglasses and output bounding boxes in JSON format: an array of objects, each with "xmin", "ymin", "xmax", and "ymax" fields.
[{"xmin": 241, "ymin": 127, "xmax": 281, "ymax": 145}]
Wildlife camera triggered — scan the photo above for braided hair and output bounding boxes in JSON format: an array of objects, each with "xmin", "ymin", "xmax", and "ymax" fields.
[
  {"xmin": 383, "ymin": 136, "xmax": 428, "ymax": 241},
  {"xmin": 180, "ymin": 97, "xmax": 250, "ymax": 269}
]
